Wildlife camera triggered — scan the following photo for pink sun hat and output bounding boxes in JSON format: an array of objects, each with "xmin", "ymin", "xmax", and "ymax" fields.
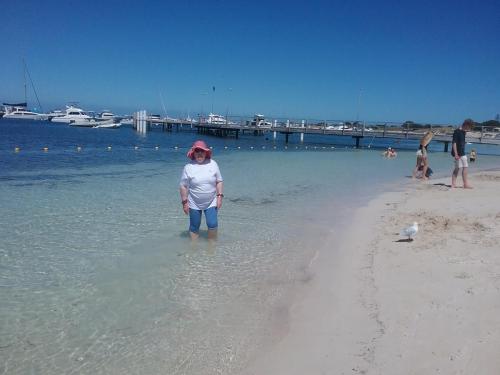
[{"xmin": 187, "ymin": 140, "xmax": 212, "ymax": 160}]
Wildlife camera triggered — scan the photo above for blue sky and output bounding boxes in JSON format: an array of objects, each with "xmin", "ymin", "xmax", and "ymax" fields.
[{"xmin": 1, "ymin": 0, "xmax": 499, "ymax": 124}]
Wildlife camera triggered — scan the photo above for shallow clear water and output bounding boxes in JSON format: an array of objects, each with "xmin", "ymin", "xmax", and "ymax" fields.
[{"xmin": 1, "ymin": 120, "xmax": 499, "ymax": 374}]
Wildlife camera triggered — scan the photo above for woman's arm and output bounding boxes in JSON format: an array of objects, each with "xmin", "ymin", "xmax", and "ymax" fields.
[
  {"xmin": 216, "ymin": 181, "xmax": 224, "ymax": 209},
  {"xmin": 180, "ymin": 185, "xmax": 189, "ymax": 214}
]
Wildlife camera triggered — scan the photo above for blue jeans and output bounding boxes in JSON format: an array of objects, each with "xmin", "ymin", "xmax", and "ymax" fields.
[{"xmin": 189, "ymin": 207, "xmax": 218, "ymax": 233}]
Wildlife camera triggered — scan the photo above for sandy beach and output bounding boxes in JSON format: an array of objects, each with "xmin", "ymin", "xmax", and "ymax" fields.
[{"xmin": 243, "ymin": 170, "xmax": 500, "ymax": 375}]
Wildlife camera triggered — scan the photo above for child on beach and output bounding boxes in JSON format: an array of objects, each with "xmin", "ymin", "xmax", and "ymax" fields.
[
  {"xmin": 412, "ymin": 148, "xmax": 433, "ymax": 179},
  {"xmin": 416, "ymin": 131, "xmax": 433, "ymax": 180},
  {"xmin": 469, "ymin": 149, "xmax": 477, "ymax": 163}
]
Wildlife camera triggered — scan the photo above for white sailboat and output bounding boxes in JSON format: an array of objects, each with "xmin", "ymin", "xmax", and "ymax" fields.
[
  {"xmin": 2, "ymin": 60, "xmax": 47, "ymax": 120},
  {"xmin": 2, "ymin": 103, "xmax": 47, "ymax": 120}
]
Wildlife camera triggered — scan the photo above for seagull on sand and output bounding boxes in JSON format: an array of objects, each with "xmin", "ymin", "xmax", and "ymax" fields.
[{"xmin": 400, "ymin": 222, "xmax": 419, "ymax": 241}]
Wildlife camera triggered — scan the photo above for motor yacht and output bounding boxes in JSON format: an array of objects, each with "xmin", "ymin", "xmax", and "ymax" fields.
[
  {"xmin": 206, "ymin": 113, "xmax": 227, "ymax": 125},
  {"xmin": 2, "ymin": 103, "xmax": 47, "ymax": 120},
  {"xmin": 47, "ymin": 109, "xmax": 65, "ymax": 121},
  {"xmin": 97, "ymin": 110, "xmax": 116, "ymax": 120},
  {"xmin": 119, "ymin": 117, "xmax": 134, "ymax": 126},
  {"xmin": 328, "ymin": 124, "xmax": 353, "ymax": 131},
  {"xmin": 51, "ymin": 105, "xmax": 91, "ymax": 123},
  {"xmin": 147, "ymin": 114, "xmax": 162, "ymax": 123},
  {"xmin": 250, "ymin": 114, "xmax": 272, "ymax": 128}
]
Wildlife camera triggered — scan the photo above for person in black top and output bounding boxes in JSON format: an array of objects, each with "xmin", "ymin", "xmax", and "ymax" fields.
[{"xmin": 451, "ymin": 119, "xmax": 474, "ymax": 188}]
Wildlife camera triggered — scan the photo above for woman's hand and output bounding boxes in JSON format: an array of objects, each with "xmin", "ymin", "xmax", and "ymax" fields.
[
  {"xmin": 182, "ymin": 201, "xmax": 189, "ymax": 215},
  {"xmin": 217, "ymin": 196, "xmax": 223, "ymax": 209}
]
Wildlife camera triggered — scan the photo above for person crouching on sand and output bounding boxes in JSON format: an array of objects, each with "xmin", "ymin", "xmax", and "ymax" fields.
[
  {"xmin": 412, "ymin": 146, "xmax": 432, "ymax": 179},
  {"xmin": 180, "ymin": 140, "xmax": 224, "ymax": 240},
  {"xmin": 451, "ymin": 119, "xmax": 474, "ymax": 189},
  {"xmin": 418, "ymin": 131, "xmax": 434, "ymax": 180},
  {"xmin": 412, "ymin": 149, "xmax": 424, "ymax": 179},
  {"xmin": 469, "ymin": 148, "xmax": 477, "ymax": 163}
]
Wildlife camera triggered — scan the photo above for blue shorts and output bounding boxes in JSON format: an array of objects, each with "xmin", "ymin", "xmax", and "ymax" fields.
[{"xmin": 189, "ymin": 207, "xmax": 218, "ymax": 233}]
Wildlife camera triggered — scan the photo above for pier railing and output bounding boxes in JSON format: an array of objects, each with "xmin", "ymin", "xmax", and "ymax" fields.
[{"xmin": 133, "ymin": 112, "xmax": 500, "ymax": 147}]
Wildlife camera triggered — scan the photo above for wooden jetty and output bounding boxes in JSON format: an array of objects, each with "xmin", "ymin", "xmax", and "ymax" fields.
[
  {"xmin": 134, "ymin": 116, "xmax": 500, "ymax": 151},
  {"xmin": 193, "ymin": 123, "xmax": 500, "ymax": 151}
]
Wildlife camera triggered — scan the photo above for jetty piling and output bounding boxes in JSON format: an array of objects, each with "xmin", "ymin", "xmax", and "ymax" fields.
[{"xmin": 134, "ymin": 110, "xmax": 147, "ymax": 134}]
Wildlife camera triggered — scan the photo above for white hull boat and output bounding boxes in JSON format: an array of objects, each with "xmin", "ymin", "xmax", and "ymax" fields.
[
  {"xmin": 51, "ymin": 105, "xmax": 91, "ymax": 123},
  {"xmin": 206, "ymin": 113, "xmax": 227, "ymax": 125},
  {"xmin": 2, "ymin": 103, "xmax": 47, "ymax": 120},
  {"xmin": 47, "ymin": 110, "xmax": 65, "ymax": 121},
  {"xmin": 3, "ymin": 111, "xmax": 47, "ymax": 120},
  {"xmin": 69, "ymin": 119, "xmax": 115, "ymax": 127},
  {"xmin": 93, "ymin": 121, "xmax": 121, "ymax": 129},
  {"xmin": 97, "ymin": 110, "xmax": 116, "ymax": 121},
  {"xmin": 119, "ymin": 118, "xmax": 134, "ymax": 126}
]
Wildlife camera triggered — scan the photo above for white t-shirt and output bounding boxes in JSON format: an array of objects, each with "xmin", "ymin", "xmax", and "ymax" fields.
[{"xmin": 180, "ymin": 159, "xmax": 223, "ymax": 210}]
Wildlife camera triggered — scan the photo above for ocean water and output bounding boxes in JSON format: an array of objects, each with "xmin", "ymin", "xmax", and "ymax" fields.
[{"xmin": 1, "ymin": 120, "xmax": 499, "ymax": 374}]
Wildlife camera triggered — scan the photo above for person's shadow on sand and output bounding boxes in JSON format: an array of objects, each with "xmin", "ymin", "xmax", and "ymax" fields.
[{"xmin": 433, "ymin": 183, "xmax": 452, "ymax": 188}]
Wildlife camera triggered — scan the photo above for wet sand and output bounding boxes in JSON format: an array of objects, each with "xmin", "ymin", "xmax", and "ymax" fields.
[{"xmin": 243, "ymin": 170, "xmax": 500, "ymax": 375}]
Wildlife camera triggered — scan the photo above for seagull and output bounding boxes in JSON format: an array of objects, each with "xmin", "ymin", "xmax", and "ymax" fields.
[{"xmin": 400, "ymin": 222, "xmax": 419, "ymax": 241}]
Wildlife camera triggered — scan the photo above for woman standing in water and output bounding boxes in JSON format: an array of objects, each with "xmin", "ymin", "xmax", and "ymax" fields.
[{"xmin": 180, "ymin": 140, "xmax": 224, "ymax": 240}]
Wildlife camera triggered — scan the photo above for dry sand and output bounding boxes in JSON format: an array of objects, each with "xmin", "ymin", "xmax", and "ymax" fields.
[{"xmin": 243, "ymin": 171, "xmax": 500, "ymax": 375}]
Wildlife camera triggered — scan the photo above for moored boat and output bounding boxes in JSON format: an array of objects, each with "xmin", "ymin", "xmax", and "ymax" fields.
[
  {"xmin": 207, "ymin": 113, "xmax": 226, "ymax": 124},
  {"xmin": 97, "ymin": 110, "xmax": 116, "ymax": 120},
  {"xmin": 47, "ymin": 109, "xmax": 65, "ymax": 121},
  {"xmin": 51, "ymin": 105, "xmax": 91, "ymax": 123},
  {"xmin": 93, "ymin": 121, "xmax": 121, "ymax": 129},
  {"xmin": 69, "ymin": 118, "xmax": 115, "ymax": 127},
  {"xmin": 119, "ymin": 117, "xmax": 134, "ymax": 126},
  {"xmin": 2, "ymin": 103, "xmax": 47, "ymax": 120}
]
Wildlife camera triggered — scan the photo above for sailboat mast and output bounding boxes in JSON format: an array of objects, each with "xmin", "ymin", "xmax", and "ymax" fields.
[
  {"xmin": 23, "ymin": 59, "xmax": 43, "ymax": 112},
  {"xmin": 159, "ymin": 91, "xmax": 167, "ymax": 118},
  {"xmin": 23, "ymin": 58, "xmax": 27, "ymax": 105}
]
